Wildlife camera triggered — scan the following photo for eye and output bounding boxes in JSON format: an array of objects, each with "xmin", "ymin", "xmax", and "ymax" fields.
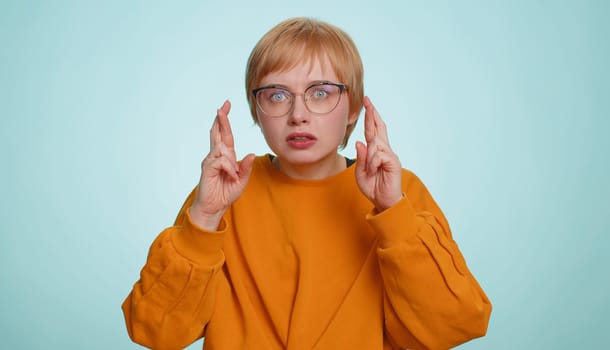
[
  {"xmin": 310, "ymin": 88, "xmax": 330, "ymax": 99},
  {"xmin": 267, "ymin": 89, "xmax": 290, "ymax": 103}
]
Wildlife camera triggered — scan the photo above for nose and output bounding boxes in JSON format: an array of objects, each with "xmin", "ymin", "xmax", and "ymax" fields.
[{"xmin": 287, "ymin": 95, "xmax": 310, "ymax": 125}]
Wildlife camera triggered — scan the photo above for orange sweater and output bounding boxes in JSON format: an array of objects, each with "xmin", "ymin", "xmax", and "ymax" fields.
[{"xmin": 122, "ymin": 155, "xmax": 491, "ymax": 350}]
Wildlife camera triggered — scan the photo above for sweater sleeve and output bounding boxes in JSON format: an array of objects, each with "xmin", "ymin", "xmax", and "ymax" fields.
[
  {"xmin": 366, "ymin": 171, "xmax": 492, "ymax": 350},
  {"xmin": 122, "ymin": 188, "xmax": 226, "ymax": 350}
]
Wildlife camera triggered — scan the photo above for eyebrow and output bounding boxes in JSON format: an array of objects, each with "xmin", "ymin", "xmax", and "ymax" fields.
[
  {"xmin": 255, "ymin": 84, "xmax": 290, "ymax": 90},
  {"xmin": 256, "ymin": 80, "xmax": 337, "ymax": 91}
]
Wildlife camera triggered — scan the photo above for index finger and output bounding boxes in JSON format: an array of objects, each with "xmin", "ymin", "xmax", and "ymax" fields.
[
  {"xmin": 217, "ymin": 100, "xmax": 235, "ymax": 149},
  {"xmin": 213, "ymin": 100, "xmax": 235, "ymax": 150},
  {"xmin": 371, "ymin": 102, "xmax": 389, "ymax": 144},
  {"xmin": 210, "ymin": 114, "xmax": 221, "ymax": 149},
  {"xmin": 363, "ymin": 96, "xmax": 376, "ymax": 143},
  {"xmin": 364, "ymin": 96, "xmax": 390, "ymax": 144}
]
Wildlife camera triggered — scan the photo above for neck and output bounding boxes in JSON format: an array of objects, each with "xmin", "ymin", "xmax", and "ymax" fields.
[{"xmin": 273, "ymin": 153, "xmax": 345, "ymax": 180}]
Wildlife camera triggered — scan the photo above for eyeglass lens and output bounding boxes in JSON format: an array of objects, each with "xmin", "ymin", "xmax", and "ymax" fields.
[{"xmin": 256, "ymin": 83, "xmax": 342, "ymax": 117}]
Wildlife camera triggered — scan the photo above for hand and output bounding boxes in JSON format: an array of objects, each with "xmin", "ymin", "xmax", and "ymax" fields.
[
  {"xmin": 355, "ymin": 97, "xmax": 403, "ymax": 212},
  {"xmin": 190, "ymin": 100, "xmax": 255, "ymax": 231}
]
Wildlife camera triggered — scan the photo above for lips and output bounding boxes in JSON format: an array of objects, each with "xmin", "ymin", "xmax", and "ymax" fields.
[
  {"xmin": 286, "ymin": 133, "xmax": 317, "ymax": 141},
  {"xmin": 286, "ymin": 132, "xmax": 317, "ymax": 149}
]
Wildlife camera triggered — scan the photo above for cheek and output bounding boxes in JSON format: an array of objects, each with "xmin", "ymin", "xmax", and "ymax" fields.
[
  {"xmin": 332, "ymin": 104, "xmax": 351, "ymax": 129},
  {"xmin": 258, "ymin": 119, "xmax": 282, "ymax": 143}
]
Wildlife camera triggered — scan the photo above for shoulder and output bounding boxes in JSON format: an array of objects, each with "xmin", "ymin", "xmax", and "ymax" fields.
[
  {"xmin": 401, "ymin": 168, "xmax": 424, "ymax": 188},
  {"xmin": 400, "ymin": 168, "xmax": 437, "ymax": 205}
]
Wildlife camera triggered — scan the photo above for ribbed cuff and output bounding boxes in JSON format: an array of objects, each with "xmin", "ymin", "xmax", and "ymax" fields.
[
  {"xmin": 366, "ymin": 194, "xmax": 420, "ymax": 249},
  {"xmin": 171, "ymin": 209, "xmax": 226, "ymax": 266}
]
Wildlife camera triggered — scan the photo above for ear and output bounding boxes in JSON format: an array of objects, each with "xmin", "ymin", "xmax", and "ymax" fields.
[
  {"xmin": 348, "ymin": 111, "xmax": 359, "ymax": 125},
  {"xmin": 253, "ymin": 109, "xmax": 262, "ymax": 125}
]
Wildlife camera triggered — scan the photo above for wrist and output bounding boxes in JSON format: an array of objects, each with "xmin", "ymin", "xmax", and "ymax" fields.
[
  {"xmin": 374, "ymin": 193, "xmax": 405, "ymax": 213},
  {"xmin": 188, "ymin": 205, "xmax": 226, "ymax": 231}
]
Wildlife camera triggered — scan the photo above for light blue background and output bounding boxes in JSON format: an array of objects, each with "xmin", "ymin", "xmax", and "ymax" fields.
[{"xmin": 1, "ymin": 1, "xmax": 608, "ymax": 349}]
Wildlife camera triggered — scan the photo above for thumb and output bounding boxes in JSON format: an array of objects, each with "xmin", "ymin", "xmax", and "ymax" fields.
[{"xmin": 238, "ymin": 153, "xmax": 256, "ymax": 182}]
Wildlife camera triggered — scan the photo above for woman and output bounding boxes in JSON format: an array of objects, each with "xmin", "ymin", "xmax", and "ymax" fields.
[{"xmin": 123, "ymin": 17, "xmax": 491, "ymax": 350}]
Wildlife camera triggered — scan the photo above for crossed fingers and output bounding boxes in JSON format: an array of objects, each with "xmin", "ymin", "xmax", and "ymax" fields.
[
  {"xmin": 362, "ymin": 96, "xmax": 395, "ymax": 175},
  {"xmin": 210, "ymin": 100, "xmax": 235, "ymax": 151},
  {"xmin": 207, "ymin": 100, "xmax": 239, "ymax": 179},
  {"xmin": 363, "ymin": 96, "xmax": 389, "ymax": 145}
]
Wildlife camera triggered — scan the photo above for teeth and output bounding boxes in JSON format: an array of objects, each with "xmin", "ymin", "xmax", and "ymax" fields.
[{"xmin": 292, "ymin": 136, "xmax": 309, "ymax": 140}]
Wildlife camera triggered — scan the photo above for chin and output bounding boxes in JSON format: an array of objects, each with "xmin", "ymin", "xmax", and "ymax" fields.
[
  {"xmin": 277, "ymin": 149, "xmax": 335, "ymax": 165},
  {"xmin": 279, "ymin": 152, "xmax": 317, "ymax": 164}
]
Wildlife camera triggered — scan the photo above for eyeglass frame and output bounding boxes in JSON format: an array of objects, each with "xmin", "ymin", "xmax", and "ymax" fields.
[{"xmin": 251, "ymin": 81, "xmax": 348, "ymax": 118}]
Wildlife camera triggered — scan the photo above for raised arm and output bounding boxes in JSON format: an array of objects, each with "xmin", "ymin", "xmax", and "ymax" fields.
[
  {"xmin": 356, "ymin": 97, "xmax": 491, "ymax": 349},
  {"xmin": 122, "ymin": 101, "xmax": 255, "ymax": 349}
]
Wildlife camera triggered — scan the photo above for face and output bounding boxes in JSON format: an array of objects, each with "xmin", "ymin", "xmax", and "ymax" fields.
[{"xmin": 255, "ymin": 56, "xmax": 357, "ymax": 176}]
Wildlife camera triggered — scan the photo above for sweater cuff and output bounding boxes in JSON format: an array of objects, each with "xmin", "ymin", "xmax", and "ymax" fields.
[
  {"xmin": 366, "ymin": 194, "xmax": 420, "ymax": 249},
  {"xmin": 171, "ymin": 209, "xmax": 226, "ymax": 266}
]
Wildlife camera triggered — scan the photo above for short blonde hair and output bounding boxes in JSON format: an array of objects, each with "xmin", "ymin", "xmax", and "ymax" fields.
[{"xmin": 245, "ymin": 17, "xmax": 364, "ymax": 149}]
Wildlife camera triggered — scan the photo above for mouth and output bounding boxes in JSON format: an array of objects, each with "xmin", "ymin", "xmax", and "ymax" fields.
[
  {"xmin": 286, "ymin": 133, "xmax": 317, "ymax": 149},
  {"xmin": 286, "ymin": 133, "xmax": 317, "ymax": 141}
]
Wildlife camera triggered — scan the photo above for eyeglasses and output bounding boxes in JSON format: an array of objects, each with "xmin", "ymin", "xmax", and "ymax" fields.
[{"xmin": 252, "ymin": 82, "xmax": 347, "ymax": 118}]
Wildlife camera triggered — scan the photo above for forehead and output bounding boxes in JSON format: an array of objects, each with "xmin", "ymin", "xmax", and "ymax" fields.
[{"xmin": 258, "ymin": 55, "xmax": 339, "ymax": 87}]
